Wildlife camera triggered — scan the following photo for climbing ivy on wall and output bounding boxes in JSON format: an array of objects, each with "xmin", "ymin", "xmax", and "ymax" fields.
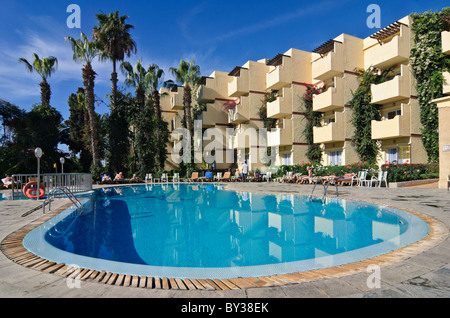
[
  {"xmin": 349, "ymin": 67, "xmax": 392, "ymax": 165},
  {"xmin": 258, "ymin": 90, "xmax": 278, "ymax": 129},
  {"xmin": 301, "ymin": 85, "xmax": 324, "ymax": 163},
  {"xmin": 410, "ymin": 8, "xmax": 450, "ymax": 163}
]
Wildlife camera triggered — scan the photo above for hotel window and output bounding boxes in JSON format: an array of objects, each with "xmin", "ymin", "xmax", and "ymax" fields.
[
  {"xmin": 387, "ymin": 146, "xmax": 410, "ymax": 164},
  {"xmin": 387, "ymin": 148, "xmax": 398, "ymax": 163},
  {"xmin": 329, "ymin": 151, "xmax": 342, "ymax": 166},
  {"xmin": 282, "ymin": 153, "xmax": 292, "ymax": 166},
  {"xmin": 386, "ymin": 109, "xmax": 401, "ymax": 120}
]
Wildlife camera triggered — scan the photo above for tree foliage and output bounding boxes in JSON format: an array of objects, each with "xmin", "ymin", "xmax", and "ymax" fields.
[
  {"xmin": 410, "ymin": 8, "xmax": 450, "ymax": 163},
  {"xmin": 300, "ymin": 85, "xmax": 323, "ymax": 163},
  {"xmin": 349, "ymin": 67, "xmax": 392, "ymax": 164}
]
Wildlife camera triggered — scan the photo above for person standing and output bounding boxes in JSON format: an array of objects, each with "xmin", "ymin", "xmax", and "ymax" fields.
[{"xmin": 242, "ymin": 161, "xmax": 248, "ymax": 182}]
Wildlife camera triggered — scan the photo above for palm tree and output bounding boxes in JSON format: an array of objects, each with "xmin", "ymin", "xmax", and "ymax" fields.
[
  {"xmin": 93, "ymin": 11, "xmax": 137, "ymax": 110},
  {"xmin": 65, "ymin": 31, "xmax": 101, "ymax": 173},
  {"xmin": 169, "ymin": 59, "xmax": 201, "ymax": 133},
  {"xmin": 18, "ymin": 54, "xmax": 58, "ymax": 107},
  {"xmin": 120, "ymin": 60, "xmax": 149, "ymax": 110},
  {"xmin": 146, "ymin": 64, "xmax": 165, "ymax": 119}
]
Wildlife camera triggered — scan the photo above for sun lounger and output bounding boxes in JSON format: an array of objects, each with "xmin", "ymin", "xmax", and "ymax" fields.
[
  {"xmin": 199, "ymin": 171, "xmax": 213, "ymax": 182},
  {"xmin": 218, "ymin": 171, "xmax": 231, "ymax": 182},
  {"xmin": 188, "ymin": 172, "xmax": 199, "ymax": 182},
  {"xmin": 335, "ymin": 173, "xmax": 357, "ymax": 186}
]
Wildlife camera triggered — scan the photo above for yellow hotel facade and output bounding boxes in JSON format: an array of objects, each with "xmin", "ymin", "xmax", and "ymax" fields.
[{"xmin": 160, "ymin": 15, "xmax": 447, "ymax": 175}]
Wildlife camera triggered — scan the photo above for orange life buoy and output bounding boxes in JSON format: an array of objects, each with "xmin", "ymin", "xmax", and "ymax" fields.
[{"xmin": 22, "ymin": 181, "xmax": 45, "ymax": 199}]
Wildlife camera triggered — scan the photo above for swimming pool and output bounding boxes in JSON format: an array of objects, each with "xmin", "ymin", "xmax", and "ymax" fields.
[{"xmin": 23, "ymin": 184, "xmax": 430, "ymax": 279}]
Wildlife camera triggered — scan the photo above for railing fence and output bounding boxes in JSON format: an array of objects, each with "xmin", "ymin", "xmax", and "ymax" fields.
[{"xmin": 11, "ymin": 173, "xmax": 92, "ymax": 200}]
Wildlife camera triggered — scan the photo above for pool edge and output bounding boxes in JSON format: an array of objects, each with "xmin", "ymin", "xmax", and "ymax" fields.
[{"xmin": 1, "ymin": 190, "xmax": 448, "ymax": 291}]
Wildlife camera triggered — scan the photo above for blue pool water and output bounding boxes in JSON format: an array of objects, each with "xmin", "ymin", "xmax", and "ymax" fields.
[{"xmin": 23, "ymin": 184, "xmax": 430, "ymax": 279}]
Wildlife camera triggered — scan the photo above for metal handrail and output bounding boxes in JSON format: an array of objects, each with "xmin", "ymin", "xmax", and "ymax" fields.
[{"xmin": 47, "ymin": 186, "xmax": 84, "ymax": 216}]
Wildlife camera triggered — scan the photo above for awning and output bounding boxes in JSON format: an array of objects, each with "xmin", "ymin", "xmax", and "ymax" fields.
[{"xmin": 370, "ymin": 21, "xmax": 407, "ymax": 43}]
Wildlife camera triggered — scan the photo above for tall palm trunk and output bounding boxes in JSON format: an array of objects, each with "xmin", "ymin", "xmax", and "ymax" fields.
[
  {"xmin": 82, "ymin": 62, "xmax": 100, "ymax": 169},
  {"xmin": 183, "ymin": 84, "xmax": 192, "ymax": 132},
  {"xmin": 152, "ymin": 90, "xmax": 161, "ymax": 120},
  {"xmin": 111, "ymin": 59, "xmax": 118, "ymax": 110},
  {"xmin": 136, "ymin": 85, "xmax": 145, "ymax": 110},
  {"xmin": 39, "ymin": 79, "xmax": 51, "ymax": 107}
]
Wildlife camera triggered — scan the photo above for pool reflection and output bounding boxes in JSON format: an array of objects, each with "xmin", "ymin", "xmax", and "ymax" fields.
[{"xmin": 50, "ymin": 184, "xmax": 409, "ymax": 268}]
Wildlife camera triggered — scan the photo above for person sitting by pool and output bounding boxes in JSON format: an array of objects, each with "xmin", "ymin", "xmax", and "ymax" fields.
[
  {"xmin": 101, "ymin": 174, "xmax": 113, "ymax": 184},
  {"xmin": 130, "ymin": 173, "xmax": 141, "ymax": 183},
  {"xmin": 1, "ymin": 175, "xmax": 12, "ymax": 189},
  {"xmin": 114, "ymin": 172, "xmax": 125, "ymax": 183}
]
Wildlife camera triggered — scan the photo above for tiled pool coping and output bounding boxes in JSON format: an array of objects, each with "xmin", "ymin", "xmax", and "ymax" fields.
[{"xmin": 1, "ymin": 185, "xmax": 448, "ymax": 291}]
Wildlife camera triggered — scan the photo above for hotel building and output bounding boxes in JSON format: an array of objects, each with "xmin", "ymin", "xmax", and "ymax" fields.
[{"xmin": 161, "ymin": 15, "xmax": 433, "ymax": 172}]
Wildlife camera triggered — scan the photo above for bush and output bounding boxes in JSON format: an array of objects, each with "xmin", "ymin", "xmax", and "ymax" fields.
[{"xmin": 381, "ymin": 163, "xmax": 439, "ymax": 182}]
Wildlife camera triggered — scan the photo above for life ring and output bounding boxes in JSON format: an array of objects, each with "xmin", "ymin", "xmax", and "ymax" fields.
[{"xmin": 22, "ymin": 181, "xmax": 45, "ymax": 199}]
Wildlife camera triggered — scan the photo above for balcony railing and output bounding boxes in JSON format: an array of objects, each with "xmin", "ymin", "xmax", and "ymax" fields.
[
  {"xmin": 198, "ymin": 85, "xmax": 216, "ymax": 104},
  {"xmin": 171, "ymin": 89, "xmax": 184, "ymax": 110},
  {"xmin": 267, "ymin": 87, "xmax": 292, "ymax": 118},
  {"xmin": 312, "ymin": 42, "xmax": 344, "ymax": 81},
  {"xmin": 228, "ymin": 70, "xmax": 249, "ymax": 97},
  {"xmin": 313, "ymin": 112, "xmax": 345, "ymax": 144},
  {"xmin": 267, "ymin": 119, "xmax": 293, "ymax": 147},
  {"xmin": 266, "ymin": 65, "xmax": 292, "ymax": 90},
  {"xmin": 228, "ymin": 106, "xmax": 248, "ymax": 124},
  {"xmin": 371, "ymin": 106, "xmax": 410, "ymax": 140},
  {"xmin": 313, "ymin": 77, "xmax": 344, "ymax": 112},
  {"xmin": 371, "ymin": 64, "xmax": 410, "ymax": 104},
  {"xmin": 364, "ymin": 34, "xmax": 410, "ymax": 69}
]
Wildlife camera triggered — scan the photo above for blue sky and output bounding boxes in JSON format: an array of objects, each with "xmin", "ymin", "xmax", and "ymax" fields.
[{"xmin": 0, "ymin": 0, "xmax": 449, "ymax": 121}]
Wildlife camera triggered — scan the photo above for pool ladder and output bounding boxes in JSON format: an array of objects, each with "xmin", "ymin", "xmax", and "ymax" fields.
[
  {"xmin": 45, "ymin": 186, "xmax": 84, "ymax": 216},
  {"xmin": 308, "ymin": 178, "xmax": 339, "ymax": 202}
]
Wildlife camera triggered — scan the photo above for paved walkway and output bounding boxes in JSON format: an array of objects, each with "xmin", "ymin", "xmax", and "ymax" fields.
[{"xmin": 0, "ymin": 183, "xmax": 449, "ymax": 298}]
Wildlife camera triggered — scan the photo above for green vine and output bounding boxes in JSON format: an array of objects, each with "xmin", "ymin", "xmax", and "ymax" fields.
[
  {"xmin": 258, "ymin": 90, "xmax": 278, "ymax": 129},
  {"xmin": 410, "ymin": 8, "xmax": 450, "ymax": 163},
  {"xmin": 349, "ymin": 67, "xmax": 392, "ymax": 164},
  {"xmin": 301, "ymin": 84, "xmax": 324, "ymax": 163}
]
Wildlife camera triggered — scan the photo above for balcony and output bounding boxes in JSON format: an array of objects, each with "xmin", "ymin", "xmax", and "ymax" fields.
[
  {"xmin": 198, "ymin": 85, "xmax": 216, "ymax": 104},
  {"xmin": 365, "ymin": 34, "xmax": 409, "ymax": 69},
  {"xmin": 228, "ymin": 103, "xmax": 248, "ymax": 124},
  {"xmin": 371, "ymin": 64, "xmax": 410, "ymax": 104},
  {"xmin": 312, "ymin": 77, "xmax": 344, "ymax": 112},
  {"xmin": 313, "ymin": 112, "xmax": 345, "ymax": 144},
  {"xmin": 267, "ymin": 87, "xmax": 292, "ymax": 119},
  {"xmin": 197, "ymin": 101, "xmax": 229, "ymax": 128},
  {"xmin": 443, "ymin": 31, "xmax": 450, "ymax": 55},
  {"xmin": 266, "ymin": 65, "xmax": 292, "ymax": 90},
  {"xmin": 267, "ymin": 119, "xmax": 293, "ymax": 147},
  {"xmin": 170, "ymin": 87, "xmax": 184, "ymax": 110},
  {"xmin": 228, "ymin": 68, "xmax": 249, "ymax": 97},
  {"xmin": 444, "ymin": 72, "xmax": 450, "ymax": 95},
  {"xmin": 233, "ymin": 124, "xmax": 259, "ymax": 149},
  {"xmin": 312, "ymin": 42, "xmax": 344, "ymax": 81},
  {"xmin": 371, "ymin": 114, "xmax": 410, "ymax": 140}
]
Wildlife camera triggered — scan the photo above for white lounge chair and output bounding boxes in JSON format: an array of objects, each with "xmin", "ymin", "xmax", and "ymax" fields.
[
  {"xmin": 357, "ymin": 171, "xmax": 368, "ymax": 187},
  {"xmin": 173, "ymin": 173, "xmax": 180, "ymax": 183},
  {"xmin": 145, "ymin": 173, "xmax": 153, "ymax": 183},
  {"xmin": 263, "ymin": 171, "xmax": 272, "ymax": 182},
  {"xmin": 161, "ymin": 173, "xmax": 169, "ymax": 183}
]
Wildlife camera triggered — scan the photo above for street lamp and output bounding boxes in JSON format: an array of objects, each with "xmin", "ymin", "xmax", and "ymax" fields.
[
  {"xmin": 35, "ymin": 148, "xmax": 43, "ymax": 201},
  {"xmin": 60, "ymin": 157, "xmax": 65, "ymax": 174}
]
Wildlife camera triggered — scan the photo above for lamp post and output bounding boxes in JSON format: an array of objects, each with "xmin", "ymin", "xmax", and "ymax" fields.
[
  {"xmin": 35, "ymin": 148, "xmax": 43, "ymax": 201},
  {"xmin": 60, "ymin": 157, "xmax": 65, "ymax": 174}
]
